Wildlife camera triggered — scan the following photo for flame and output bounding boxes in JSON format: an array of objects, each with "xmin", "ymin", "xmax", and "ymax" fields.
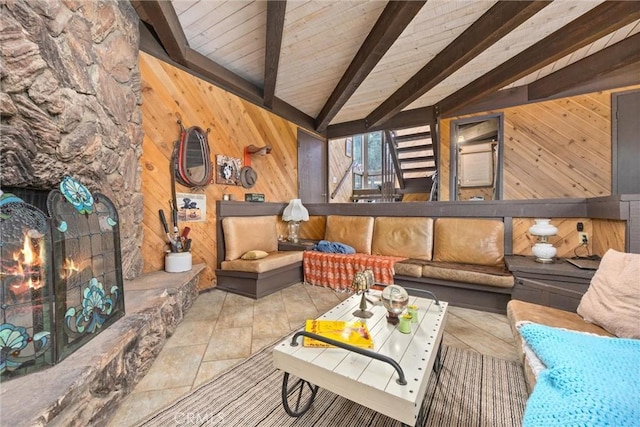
[
  {"xmin": 22, "ymin": 235, "xmax": 35, "ymax": 265},
  {"xmin": 61, "ymin": 258, "xmax": 80, "ymax": 279},
  {"xmin": 5, "ymin": 231, "xmax": 46, "ymax": 294},
  {"xmin": 11, "ymin": 233, "xmax": 39, "ymax": 267}
]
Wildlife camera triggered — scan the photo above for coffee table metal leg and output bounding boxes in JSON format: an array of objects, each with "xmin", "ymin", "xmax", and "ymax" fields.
[
  {"xmin": 281, "ymin": 372, "xmax": 319, "ymax": 417},
  {"xmin": 433, "ymin": 342, "xmax": 443, "ymax": 374}
]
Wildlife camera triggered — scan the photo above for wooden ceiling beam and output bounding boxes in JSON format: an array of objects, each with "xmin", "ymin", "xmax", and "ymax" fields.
[
  {"xmin": 440, "ymin": 63, "xmax": 640, "ymax": 119},
  {"xmin": 263, "ymin": 0, "xmax": 287, "ymax": 109},
  {"xmin": 437, "ymin": 1, "xmax": 640, "ymax": 117},
  {"xmin": 365, "ymin": 1, "xmax": 550, "ymax": 129},
  {"xmin": 528, "ymin": 33, "xmax": 640, "ymax": 101},
  {"xmin": 132, "ymin": 0, "xmax": 188, "ymax": 65},
  {"xmin": 135, "ymin": 3, "xmax": 318, "ymax": 134},
  {"xmin": 314, "ymin": 1, "xmax": 427, "ymax": 133}
]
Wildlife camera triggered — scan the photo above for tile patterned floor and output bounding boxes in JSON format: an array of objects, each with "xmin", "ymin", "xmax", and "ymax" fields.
[{"xmin": 109, "ymin": 283, "xmax": 517, "ymax": 426}]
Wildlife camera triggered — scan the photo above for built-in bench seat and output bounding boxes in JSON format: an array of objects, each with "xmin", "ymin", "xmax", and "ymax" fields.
[
  {"xmin": 305, "ymin": 215, "xmax": 514, "ymax": 313},
  {"xmin": 216, "ymin": 215, "xmax": 303, "ymax": 298},
  {"xmin": 221, "ymin": 251, "xmax": 302, "ymax": 273},
  {"xmin": 215, "ymin": 212, "xmax": 514, "ymax": 312},
  {"xmin": 215, "ymin": 197, "xmax": 638, "ymax": 312}
]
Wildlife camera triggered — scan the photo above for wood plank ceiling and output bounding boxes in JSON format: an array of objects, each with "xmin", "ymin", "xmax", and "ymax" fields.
[{"xmin": 133, "ymin": 0, "xmax": 640, "ymax": 138}]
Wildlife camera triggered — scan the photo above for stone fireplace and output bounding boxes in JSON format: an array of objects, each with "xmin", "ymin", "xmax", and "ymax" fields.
[
  {"xmin": 0, "ymin": 2, "xmax": 202, "ymax": 423},
  {"xmin": 1, "ymin": 0, "xmax": 142, "ymax": 385},
  {"xmin": 1, "ymin": 178, "xmax": 125, "ymax": 381},
  {"xmin": 0, "ymin": 0, "xmax": 144, "ymax": 279}
]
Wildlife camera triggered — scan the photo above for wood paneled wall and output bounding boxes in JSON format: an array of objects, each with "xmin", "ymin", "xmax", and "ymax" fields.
[
  {"xmin": 439, "ymin": 85, "xmax": 640, "ymax": 201},
  {"xmin": 139, "ymin": 52, "xmax": 299, "ymax": 289},
  {"xmin": 511, "ymin": 218, "xmax": 624, "ymax": 259},
  {"xmin": 140, "ymin": 51, "xmax": 633, "ymax": 289}
]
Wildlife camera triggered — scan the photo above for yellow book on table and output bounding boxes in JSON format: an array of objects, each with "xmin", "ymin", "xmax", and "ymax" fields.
[{"xmin": 303, "ymin": 319, "xmax": 374, "ymax": 349}]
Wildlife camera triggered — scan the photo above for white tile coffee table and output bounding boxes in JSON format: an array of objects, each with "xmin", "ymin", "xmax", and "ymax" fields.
[{"xmin": 272, "ymin": 289, "xmax": 448, "ymax": 426}]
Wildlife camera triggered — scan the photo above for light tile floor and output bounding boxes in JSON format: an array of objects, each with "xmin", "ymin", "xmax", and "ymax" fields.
[{"xmin": 109, "ymin": 283, "xmax": 517, "ymax": 426}]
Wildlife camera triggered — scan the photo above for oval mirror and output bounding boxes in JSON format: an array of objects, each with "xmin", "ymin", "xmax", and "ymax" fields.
[{"xmin": 175, "ymin": 126, "xmax": 213, "ymax": 188}]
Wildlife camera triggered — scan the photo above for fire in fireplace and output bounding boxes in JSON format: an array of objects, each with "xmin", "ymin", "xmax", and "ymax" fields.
[{"xmin": 0, "ymin": 177, "xmax": 125, "ymax": 381}]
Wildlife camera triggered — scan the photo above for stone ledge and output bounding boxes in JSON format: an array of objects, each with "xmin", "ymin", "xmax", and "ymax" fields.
[{"xmin": 0, "ymin": 264, "xmax": 205, "ymax": 427}]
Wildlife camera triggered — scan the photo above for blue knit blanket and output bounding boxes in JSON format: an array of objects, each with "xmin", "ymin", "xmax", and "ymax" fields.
[
  {"xmin": 518, "ymin": 323, "xmax": 640, "ymax": 427},
  {"xmin": 312, "ymin": 240, "xmax": 355, "ymax": 254}
]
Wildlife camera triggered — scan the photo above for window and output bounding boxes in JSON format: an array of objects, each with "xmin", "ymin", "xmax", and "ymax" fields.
[{"xmin": 353, "ymin": 131, "xmax": 383, "ymax": 190}]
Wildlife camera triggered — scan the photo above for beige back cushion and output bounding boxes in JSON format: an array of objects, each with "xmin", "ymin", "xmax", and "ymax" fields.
[
  {"xmin": 372, "ymin": 217, "xmax": 434, "ymax": 260},
  {"xmin": 222, "ymin": 216, "xmax": 278, "ymax": 261},
  {"xmin": 433, "ymin": 218, "xmax": 504, "ymax": 266},
  {"xmin": 577, "ymin": 249, "xmax": 640, "ymax": 338},
  {"xmin": 325, "ymin": 215, "xmax": 374, "ymax": 254}
]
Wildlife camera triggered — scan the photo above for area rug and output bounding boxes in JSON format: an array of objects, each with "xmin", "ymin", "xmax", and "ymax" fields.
[{"xmin": 137, "ymin": 343, "xmax": 528, "ymax": 427}]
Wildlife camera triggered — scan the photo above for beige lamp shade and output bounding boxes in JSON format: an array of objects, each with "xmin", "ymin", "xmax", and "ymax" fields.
[{"xmin": 282, "ymin": 199, "xmax": 309, "ymax": 222}]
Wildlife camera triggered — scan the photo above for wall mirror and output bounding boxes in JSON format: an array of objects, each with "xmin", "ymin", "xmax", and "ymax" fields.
[
  {"xmin": 174, "ymin": 125, "xmax": 213, "ymax": 188},
  {"xmin": 450, "ymin": 113, "xmax": 503, "ymax": 201}
]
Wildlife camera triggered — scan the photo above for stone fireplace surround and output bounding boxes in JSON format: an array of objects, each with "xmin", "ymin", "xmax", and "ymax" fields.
[
  {"xmin": 0, "ymin": 1, "xmax": 188, "ymax": 424},
  {"xmin": 0, "ymin": 265, "xmax": 202, "ymax": 426},
  {"xmin": 1, "ymin": 0, "xmax": 144, "ymax": 280}
]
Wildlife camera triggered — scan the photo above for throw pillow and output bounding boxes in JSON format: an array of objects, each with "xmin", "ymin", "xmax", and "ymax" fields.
[
  {"xmin": 577, "ymin": 249, "xmax": 640, "ymax": 338},
  {"xmin": 241, "ymin": 250, "xmax": 269, "ymax": 260}
]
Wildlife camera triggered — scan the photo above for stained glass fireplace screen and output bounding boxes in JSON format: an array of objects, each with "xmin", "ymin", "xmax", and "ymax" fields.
[
  {"xmin": 47, "ymin": 177, "xmax": 125, "ymax": 361},
  {"xmin": 0, "ymin": 194, "xmax": 55, "ymax": 378},
  {"xmin": 0, "ymin": 177, "xmax": 125, "ymax": 382}
]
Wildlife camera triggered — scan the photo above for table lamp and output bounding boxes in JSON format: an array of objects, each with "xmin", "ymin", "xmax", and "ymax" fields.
[
  {"xmin": 282, "ymin": 199, "xmax": 308, "ymax": 243},
  {"xmin": 529, "ymin": 218, "xmax": 558, "ymax": 263}
]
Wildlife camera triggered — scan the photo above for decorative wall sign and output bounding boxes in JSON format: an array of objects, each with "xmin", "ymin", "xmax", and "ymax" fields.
[
  {"xmin": 215, "ymin": 155, "xmax": 242, "ymax": 186},
  {"xmin": 177, "ymin": 192, "xmax": 206, "ymax": 222}
]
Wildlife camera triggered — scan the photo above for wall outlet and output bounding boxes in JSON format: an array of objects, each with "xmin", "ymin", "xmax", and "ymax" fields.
[
  {"xmin": 578, "ymin": 232, "xmax": 589, "ymax": 245},
  {"xmin": 332, "ymin": 176, "xmax": 338, "ymax": 184}
]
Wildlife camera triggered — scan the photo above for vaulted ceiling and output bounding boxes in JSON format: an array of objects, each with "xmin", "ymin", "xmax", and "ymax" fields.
[{"xmin": 133, "ymin": 1, "xmax": 640, "ymax": 138}]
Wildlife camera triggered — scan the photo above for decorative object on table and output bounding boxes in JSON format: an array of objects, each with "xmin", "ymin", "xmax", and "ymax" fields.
[
  {"xmin": 165, "ymin": 251, "xmax": 192, "ymax": 273},
  {"xmin": 398, "ymin": 313, "xmax": 412, "ymax": 333},
  {"xmin": 173, "ymin": 121, "xmax": 213, "ymax": 188},
  {"xmin": 381, "ymin": 284, "xmax": 409, "ymax": 325},
  {"xmin": 408, "ymin": 304, "xmax": 418, "ymax": 323},
  {"xmin": 176, "ymin": 192, "xmax": 206, "ymax": 222},
  {"xmin": 303, "ymin": 319, "xmax": 373, "ymax": 349},
  {"xmin": 529, "ymin": 218, "xmax": 558, "ymax": 263},
  {"xmin": 244, "ymin": 193, "xmax": 265, "ymax": 202},
  {"xmin": 158, "ymin": 207, "xmax": 192, "ymax": 255},
  {"xmin": 240, "ymin": 144, "xmax": 271, "ymax": 189},
  {"xmin": 351, "ymin": 269, "xmax": 375, "ymax": 318},
  {"xmin": 282, "ymin": 198, "xmax": 308, "ymax": 243},
  {"xmin": 215, "ymin": 154, "xmax": 242, "ymax": 185}
]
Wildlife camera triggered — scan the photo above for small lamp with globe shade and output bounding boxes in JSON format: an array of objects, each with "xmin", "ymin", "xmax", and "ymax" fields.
[
  {"xmin": 282, "ymin": 199, "xmax": 309, "ymax": 243},
  {"xmin": 529, "ymin": 219, "xmax": 558, "ymax": 263}
]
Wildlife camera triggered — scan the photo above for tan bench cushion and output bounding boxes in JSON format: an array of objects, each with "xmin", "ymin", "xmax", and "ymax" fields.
[
  {"xmin": 221, "ymin": 251, "xmax": 303, "ymax": 273},
  {"xmin": 325, "ymin": 215, "xmax": 374, "ymax": 254},
  {"xmin": 507, "ymin": 299, "xmax": 612, "ymax": 392},
  {"xmin": 421, "ymin": 261, "xmax": 514, "ymax": 288},
  {"xmin": 222, "ymin": 216, "xmax": 278, "ymax": 261},
  {"xmin": 433, "ymin": 218, "xmax": 504, "ymax": 267},
  {"xmin": 372, "ymin": 217, "xmax": 433, "ymax": 260},
  {"xmin": 507, "ymin": 300, "xmax": 613, "ymax": 336},
  {"xmin": 394, "ymin": 259, "xmax": 430, "ymax": 278}
]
